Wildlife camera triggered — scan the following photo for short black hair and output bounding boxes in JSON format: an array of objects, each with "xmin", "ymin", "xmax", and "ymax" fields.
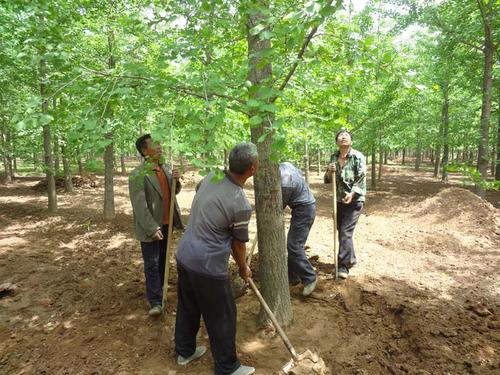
[
  {"xmin": 335, "ymin": 129, "xmax": 353, "ymax": 141},
  {"xmin": 229, "ymin": 143, "xmax": 258, "ymax": 175},
  {"xmin": 135, "ymin": 134, "xmax": 151, "ymax": 157}
]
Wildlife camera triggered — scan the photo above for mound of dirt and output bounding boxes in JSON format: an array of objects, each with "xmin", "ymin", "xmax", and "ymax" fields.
[
  {"xmin": 413, "ymin": 187, "xmax": 498, "ymax": 232},
  {"xmin": 32, "ymin": 174, "xmax": 98, "ymax": 192}
]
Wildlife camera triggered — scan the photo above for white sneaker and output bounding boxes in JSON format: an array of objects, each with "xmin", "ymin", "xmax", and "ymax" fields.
[
  {"xmin": 302, "ymin": 278, "xmax": 317, "ymax": 296},
  {"xmin": 148, "ymin": 305, "xmax": 162, "ymax": 316},
  {"xmin": 231, "ymin": 365, "xmax": 255, "ymax": 375},
  {"xmin": 177, "ymin": 346, "xmax": 207, "ymax": 365},
  {"xmin": 337, "ymin": 271, "xmax": 348, "ymax": 279}
]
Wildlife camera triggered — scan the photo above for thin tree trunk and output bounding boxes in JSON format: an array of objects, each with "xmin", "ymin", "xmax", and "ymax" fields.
[
  {"xmin": 415, "ymin": 136, "xmax": 422, "ymax": 172},
  {"xmin": 247, "ymin": 2, "xmax": 292, "ymax": 326},
  {"xmin": 40, "ymin": 55, "xmax": 57, "ymax": 212},
  {"xmin": 371, "ymin": 144, "xmax": 376, "ymax": 190},
  {"xmin": 304, "ymin": 139, "xmax": 309, "ymax": 184},
  {"xmin": 103, "ymin": 27, "xmax": 116, "ymax": 220},
  {"xmin": 317, "ymin": 149, "xmax": 321, "ymax": 176},
  {"xmin": 0, "ymin": 127, "xmax": 13, "ymax": 183},
  {"xmin": 402, "ymin": 148, "xmax": 406, "ymax": 165},
  {"xmin": 441, "ymin": 84, "xmax": 450, "ymax": 182},
  {"xmin": 434, "ymin": 121, "xmax": 443, "ymax": 178},
  {"xmin": 378, "ymin": 142, "xmax": 382, "ymax": 181},
  {"xmin": 495, "ymin": 103, "xmax": 500, "ymax": 180},
  {"xmin": 61, "ymin": 145, "xmax": 74, "ymax": 193},
  {"xmin": 474, "ymin": 3, "xmax": 494, "ymax": 198},
  {"xmin": 78, "ymin": 158, "xmax": 84, "ymax": 175},
  {"xmin": 120, "ymin": 153, "xmax": 126, "ymax": 175}
]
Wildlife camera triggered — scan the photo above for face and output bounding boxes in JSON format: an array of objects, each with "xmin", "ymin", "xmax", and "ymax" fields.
[
  {"xmin": 336, "ymin": 131, "xmax": 352, "ymax": 147},
  {"xmin": 143, "ymin": 138, "xmax": 163, "ymax": 159}
]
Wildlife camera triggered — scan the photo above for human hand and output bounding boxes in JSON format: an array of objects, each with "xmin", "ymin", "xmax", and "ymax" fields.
[
  {"xmin": 342, "ymin": 192, "xmax": 354, "ymax": 204},
  {"xmin": 172, "ymin": 168, "xmax": 181, "ymax": 180},
  {"xmin": 152, "ymin": 229, "xmax": 164, "ymax": 241},
  {"xmin": 239, "ymin": 264, "xmax": 252, "ymax": 282},
  {"xmin": 328, "ymin": 163, "xmax": 336, "ymax": 172}
]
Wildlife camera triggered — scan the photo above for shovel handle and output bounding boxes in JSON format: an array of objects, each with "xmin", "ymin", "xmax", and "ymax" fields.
[
  {"xmin": 332, "ymin": 171, "xmax": 338, "ymax": 279},
  {"xmin": 248, "ymin": 278, "xmax": 299, "ymax": 360}
]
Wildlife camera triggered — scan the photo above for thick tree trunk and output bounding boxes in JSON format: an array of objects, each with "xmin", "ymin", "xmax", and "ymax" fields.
[
  {"xmin": 61, "ymin": 145, "xmax": 74, "ymax": 193},
  {"xmin": 474, "ymin": 15, "xmax": 494, "ymax": 198},
  {"xmin": 103, "ymin": 27, "xmax": 116, "ymax": 220},
  {"xmin": 371, "ymin": 144, "xmax": 376, "ymax": 190},
  {"xmin": 247, "ymin": 3, "xmax": 292, "ymax": 326}
]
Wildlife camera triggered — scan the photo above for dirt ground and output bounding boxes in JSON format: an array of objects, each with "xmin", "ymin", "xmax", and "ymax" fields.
[{"xmin": 0, "ymin": 165, "xmax": 499, "ymax": 375}]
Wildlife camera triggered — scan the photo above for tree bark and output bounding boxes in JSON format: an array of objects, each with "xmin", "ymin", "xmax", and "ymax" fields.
[
  {"xmin": 474, "ymin": 5, "xmax": 494, "ymax": 198},
  {"xmin": 441, "ymin": 84, "xmax": 450, "ymax": 182},
  {"xmin": 304, "ymin": 138, "xmax": 309, "ymax": 184},
  {"xmin": 103, "ymin": 25, "xmax": 116, "ymax": 220},
  {"xmin": 415, "ymin": 135, "xmax": 422, "ymax": 172},
  {"xmin": 371, "ymin": 144, "xmax": 376, "ymax": 190},
  {"xmin": 61, "ymin": 145, "xmax": 74, "ymax": 193},
  {"xmin": 317, "ymin": 149, "xmax": 321, "ymax": 176},
  {"xmin": 120, "ymin": 153, "xmax": 126, "ymax": 175},
  {"xmin": 0, "ymin": 127, "xmax": 13, "ymax": 183},
  {"xmin": 247, "ymin": 1, "xmax": 292, "ymax": 326},
  {"xmin": 434, "ymin": 120, "xmax": 443, "ymax": 178},
  {"xmin": 402, "ymin": 148, "xmax": 406, "ymax": 165},
  {"xmin": 495, "ymin": 103, "xmax": 500, "ymax": 180},
  {"xmin": 378, "ymin": 142, "xmax": 382, "ymax": 181}
]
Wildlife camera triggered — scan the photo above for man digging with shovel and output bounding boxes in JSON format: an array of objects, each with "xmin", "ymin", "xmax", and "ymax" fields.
[{"xmin": 174, "ymin": 143, "xmax": 258, "ymax": 375}]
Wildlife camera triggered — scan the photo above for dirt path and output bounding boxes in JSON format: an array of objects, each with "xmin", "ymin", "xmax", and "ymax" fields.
[{"xmin": 1, "ymin": 167, "xmax": 499, "ymax": 374}]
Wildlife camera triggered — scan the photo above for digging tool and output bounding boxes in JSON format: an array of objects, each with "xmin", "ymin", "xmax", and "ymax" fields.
[
  {"xmin": 248, "ymin": 278, "xmax": 327, "ymax": 374},
  {"xmin": 162, "ymin": 163, "xmax": 178, "ymax": 312},
  {"xmin": 332, "ymin": 170, "xmax": 338, "ymax": 279},
  {"xmin": 246, "ymin": 234, "xmax": 258, "ymax": 265}
]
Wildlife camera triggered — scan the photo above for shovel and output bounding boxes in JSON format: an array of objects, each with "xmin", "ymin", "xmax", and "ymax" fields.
[{"xmin": 248, "ymin": 278, "xmax": 327, "ymax": 374}]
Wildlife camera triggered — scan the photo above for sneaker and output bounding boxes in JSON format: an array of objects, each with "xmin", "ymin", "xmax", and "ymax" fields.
[
  {"xmin": 302, "ymin": 278, "xmax": 317, "ymax": 296},
  {"xmin": 231, "ymin": 365, "xmax": 256, "ymax": 375},
  {"xmin": 337, "ymin": 270, "xmax": 348, "ymax": 279},
  {"xmin": 177, "ymin": 346, "xmax": 207, "ymax": 366},
  {"xmin": 148, "ymin": 304, "xmax": 162, "ymax": 316}
]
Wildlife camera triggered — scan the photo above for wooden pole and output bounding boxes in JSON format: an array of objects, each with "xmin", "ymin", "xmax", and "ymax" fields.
[{"xmin": 332, "ymin": 171, "xmax": 338, "ymax": 279}]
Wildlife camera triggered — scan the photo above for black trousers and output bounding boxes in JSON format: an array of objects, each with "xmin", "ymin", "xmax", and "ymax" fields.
[
  {"xmin": 140, "ymin": 224, "xmax": 168, "ymax": 306},
  {"xmin": 337, "ymin": 201, "xmax": 363, "ymax": 273},
  {"xmin": 175, "ymin": 264, "xmax": 240, "ymax": 375}
]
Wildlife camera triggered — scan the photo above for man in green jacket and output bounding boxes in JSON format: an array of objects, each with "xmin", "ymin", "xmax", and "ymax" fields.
[{"xmin": 129, "ymin": 134, "xmax": 183, "ymax": 316}]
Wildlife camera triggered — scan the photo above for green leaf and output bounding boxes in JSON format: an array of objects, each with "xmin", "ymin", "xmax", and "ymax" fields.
[{"xmin": 249, "ymin": 115, "xmax": 263, "ymax": 127}]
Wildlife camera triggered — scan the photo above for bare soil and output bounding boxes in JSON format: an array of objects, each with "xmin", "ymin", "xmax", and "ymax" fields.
[{"xmin": 0, "ymin": 166, "xmax": 499, "ymax": 375}]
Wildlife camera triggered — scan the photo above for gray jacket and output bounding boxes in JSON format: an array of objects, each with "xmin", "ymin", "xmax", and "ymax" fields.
[{"xmin": 128, "ymin": 163, "xmax": 183, "ymax": 242}]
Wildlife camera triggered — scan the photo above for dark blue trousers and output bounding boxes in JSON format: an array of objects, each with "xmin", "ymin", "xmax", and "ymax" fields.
[
  {"xmin": 337, "ymin": 201, "xmax": 363, "ymax": 273},
  {"xmin": 175, "ymin": 264, "xmax": 240, "ymax": 375},
  {"xmin": 287, "ymin": 203, "xmax": 317, "ymax": 284},
  {"xmin": 140, "ymin": 224, "xmax": 168, "ymax": 306}
]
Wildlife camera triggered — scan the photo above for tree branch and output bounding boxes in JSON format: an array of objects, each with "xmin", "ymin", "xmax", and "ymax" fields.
[{"xmin": 275, "ymin": 0, "xmax": 337, "ymax": 95}]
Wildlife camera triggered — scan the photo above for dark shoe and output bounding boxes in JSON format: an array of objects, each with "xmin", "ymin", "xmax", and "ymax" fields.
[{"xmin": 177, "ymin": 346, "xmax": 207, "ymax": 365}]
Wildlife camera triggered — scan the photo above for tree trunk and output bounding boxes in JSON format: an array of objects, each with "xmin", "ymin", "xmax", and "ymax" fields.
[
  {"xmin": 304, "ymin": 139, "xmax": 309, "ymax": 184},
  {"xmin": 371, "ymin": 144, "xmax": 376, "ymax": 190},
  {"xmin": 415, "ymin": 138, "xmax": 422, "ymax": 171},
  {"xmin": 317, "ymin": 149, "xmax": 321, "ymax": 176},
  {"xmin": 103, "ymin": 27, "xmax": 116, "ymax": 220},
  {"xmin": 378, "ymin": 142, "xmax": 382, "ymax": 181},
  {"xmin": 402, "ymin": 148, "xmax": 406, "ymax": 165},
  {"xmin": 40, "ymin": 56, "xmax": 57, "ymax": 212},
  {"xmin": 78, "ymin": 157, "xmax": 84, "ymax": 175},
  {"xmin": 247, "ymin": 2, "xmax": 292, "ymax": 326},
  {"xmin": 61, "ymin": 145, "xmax": 74, "ymax": 193},
  {"xmin": 384, "ymin": 150, "xmax": 388, "ymax": 164},
  {"xmin": 495, "ymin": 103, "xmax": 500, "ymax": 180},
  {"xmin": 0, "ymin": 127, "xmax": 13, "ymax": 183},
  {"xmin": 441, "ymin": 84, "xmax": 450, "ymax": 182},
  {"xmin": 120, "ymin": 153, "xmax": 126, "ymax": 175},
  {"xmin": 474, "ymin": 11, "xmax": 494, "ymax": 197}
]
